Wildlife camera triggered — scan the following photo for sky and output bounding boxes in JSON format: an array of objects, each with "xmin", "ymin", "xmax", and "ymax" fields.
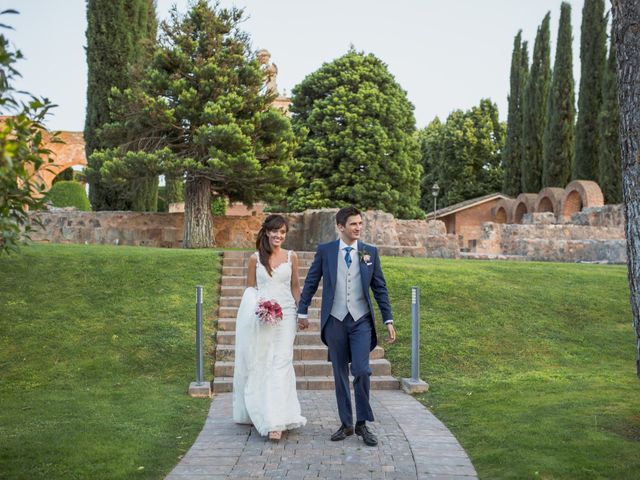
[{"xmin": 4, "ymin": 0, "xmax": 592, "ymax": 132}]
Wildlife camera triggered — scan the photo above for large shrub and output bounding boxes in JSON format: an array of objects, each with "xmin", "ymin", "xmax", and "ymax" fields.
[{"xmin": 46, "ymin": 181, "xmax": 91, "ymax": 211}]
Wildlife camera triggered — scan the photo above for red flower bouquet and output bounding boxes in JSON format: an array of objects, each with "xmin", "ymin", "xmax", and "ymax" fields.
[{"xmin": 255, "ymin": 298, "xmax": 283, "ymax": 326}]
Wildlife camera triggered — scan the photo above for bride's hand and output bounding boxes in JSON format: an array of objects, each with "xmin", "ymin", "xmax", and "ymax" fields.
[{"xmin": 297, "ymin": 317, "xmax": 309, "ymax": 330}]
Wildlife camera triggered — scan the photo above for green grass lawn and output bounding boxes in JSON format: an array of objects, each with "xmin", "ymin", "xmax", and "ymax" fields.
[
  {"xmin": 2, "ymin": 246, "xmax": 638, "ymax": 479},
  {"xmin": 383, "ymin": 257, "xmax": 639, "ymax": 479},
  {"xmin": 0, "ymin": 244, "xmax": 220, "ymax": 480}
]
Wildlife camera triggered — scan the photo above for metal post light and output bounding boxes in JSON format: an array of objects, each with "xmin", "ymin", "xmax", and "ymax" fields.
[
  {"xmin": 195, "ymin": 285, "xmax": 204, "ymax": 385},
  {"xmin": 411, "ymin": 286, "xmax": 420, "ymax": 381},
  {"xmin": 400, "ymin": 286, "xmax": 429, "ymax": 394},
  {"xmin": 188, "ymin": 285, "xmax": 211, "ymax": 397},
  {"xmin": 431, "ymin": 182, "xmax": 440, "ymax": 218}
]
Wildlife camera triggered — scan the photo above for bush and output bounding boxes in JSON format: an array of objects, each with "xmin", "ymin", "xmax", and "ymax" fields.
[
  {"xmin": 53, "ymin": 167, "xmax": 74, "ymax": 184},
  {"xmin": 46, "ymin": 181, "xmax": 91, "ymax": 211}
]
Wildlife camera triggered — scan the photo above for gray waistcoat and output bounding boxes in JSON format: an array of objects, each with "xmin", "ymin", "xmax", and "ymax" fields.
[{"xmin": 330, "ymin": 248, "xmax": 370, "ymax": 321}]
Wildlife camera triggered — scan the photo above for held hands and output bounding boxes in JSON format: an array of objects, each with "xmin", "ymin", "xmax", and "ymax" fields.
[
  {"xmin": 297, "ymin": 316, "xmax": 309, "ymax": 330},
  {"xmin": 386, "ymin": 323, "xmax": 397, "ymax": 344}
]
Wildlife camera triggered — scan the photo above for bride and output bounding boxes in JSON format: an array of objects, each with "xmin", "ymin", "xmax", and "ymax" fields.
[{"xmin": 232, "ymin": 214, "xmax": 307, "ymax": 440}]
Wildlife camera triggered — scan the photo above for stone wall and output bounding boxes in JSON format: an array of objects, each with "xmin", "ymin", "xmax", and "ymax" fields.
[
  {"xmin": 27, "ymin": 208, "xmax": 459, "ymax": 258},
  {"xmin": 28, "ymin": 206, "xmax": 624, "ymax": 263},
  {"xmin": 474, "ymin": 206, "xmax": 626, "ymax": 263},
  {"xmin": 568, "ymin": 204, "xmax": 624, "ymax": 227},
  {"xmin": 30, "ymin": 210, "xmax": 184, "ymax": 248}
]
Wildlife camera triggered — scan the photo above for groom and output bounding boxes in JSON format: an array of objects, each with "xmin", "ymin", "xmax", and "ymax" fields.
[{"xmin": 297, "ymin": 206, "xmax": 396, "ymax": 447}]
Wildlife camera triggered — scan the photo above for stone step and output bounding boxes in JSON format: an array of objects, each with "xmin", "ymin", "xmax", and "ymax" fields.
[
  {"xmin": 217, "ymin": 318, "xmax": 321, "ymax": 332},
  {"xmin": 218, "ymin": 306, "xmax": 321, "ymax": 319},
  {"xmin": 220, "ymin": 284, "xmax": 323, "ymax": 297},
  {"xmin": 213, "ymin": 358, "xmax": 392, "ymax": 378},
  {"xmin": 216, "ymin": 330, "xmax": 324, "ymax": 346},
  {"xmin": 215, "ymin": 344, "xmax": 386, "ymax": 362},
  {"xmin": 212, "ymin": 375, "xmax": 400, "ymax": 393},
  {"xmin": 220, "ymin": 295, "xmax": 322, "ymax": 308}
]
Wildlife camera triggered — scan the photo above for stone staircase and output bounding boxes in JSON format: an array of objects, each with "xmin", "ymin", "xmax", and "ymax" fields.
[{"xmin": 212, "ymin": 250, "xmax": 399, "ymax": 393}]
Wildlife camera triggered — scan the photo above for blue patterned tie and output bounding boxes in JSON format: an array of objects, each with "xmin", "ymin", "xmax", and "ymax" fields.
[{"xmin": 344, "ymin": 246, "xmax": 353, "ymax": 268}]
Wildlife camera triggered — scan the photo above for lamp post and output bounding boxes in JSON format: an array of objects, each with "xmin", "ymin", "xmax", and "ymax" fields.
[{"xmin": 431, "ymin": 182, "xmax": 440, "ymax": 219}]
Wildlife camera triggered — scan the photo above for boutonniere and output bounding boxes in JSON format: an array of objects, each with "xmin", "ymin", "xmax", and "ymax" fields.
[{"xmin": 359, "ymin": 249, "xmax": 373, "ymax": 266}]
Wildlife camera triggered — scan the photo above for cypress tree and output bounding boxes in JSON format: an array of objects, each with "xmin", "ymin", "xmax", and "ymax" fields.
[
  {"xmin": 542, "ymin": 2, "xmax": 575, "ymax": 188},
  {"xmin": 521, "ymin": 12, "xmax": 551, "ymax": 193},
  {"xmin": 502, "ymin": 31, "xmax": 525, "ymax": 196},
  {"xmin": 574, "ymin": 0, "xmax": 606, "ymax": 181},
  {"xmin": 84, "ymin": 0, "xmax": 157, "ymax": 210},
  {"xmin": 598, "ymin": 20, "xmax": 622, "ymax": 203}
]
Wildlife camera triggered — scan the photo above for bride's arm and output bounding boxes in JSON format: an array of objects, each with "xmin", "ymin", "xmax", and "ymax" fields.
[
  {"xmin": 246, "ymin": 254, "xmax": 257, "ymax": 288},
  {"xmin": 290, "ymin": 251, "xmax": 301, "ymax": 305}
]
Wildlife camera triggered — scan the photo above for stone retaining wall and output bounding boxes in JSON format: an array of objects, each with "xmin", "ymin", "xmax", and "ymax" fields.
[
  {"xmin": 29, "ymin": 206, "xmax": 625, "ymax": 263},
  {"xmin": 472, "ymin": 203, "xmax": 627, "ymax": 263},
  {"xmin": 30, "ymin": 210, "xmax": 185, "ymax": 248},
  {"xmin": 29, "ymin": 209, "xmax": 459, "ymax": 257}
]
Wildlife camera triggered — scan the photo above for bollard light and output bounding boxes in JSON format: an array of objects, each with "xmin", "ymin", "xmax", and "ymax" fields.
[
  {"xmin": 411, "ymin": 286, "xmax": 420, "ymax": 381},
  {"xmin": 195, "ymin": 285, "xmax": 204, "ymax": 384},
  {"xmin": 401, "ymin": 286, "xmax": 429, "ymax": 394},
  {"xmin": 188, "ymin": 285, "xmax": 211, "ymax": 397}
]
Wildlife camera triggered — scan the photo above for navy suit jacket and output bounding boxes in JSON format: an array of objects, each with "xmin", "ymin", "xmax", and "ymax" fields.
[{"xmin": 297, "ymin": 239, "xmax": 393, "ymax": 352}]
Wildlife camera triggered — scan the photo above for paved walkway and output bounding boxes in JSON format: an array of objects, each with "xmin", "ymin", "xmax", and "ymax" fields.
[{"xmin": 166, "ymin": 390, "xmax": 477, "ymax": 479}]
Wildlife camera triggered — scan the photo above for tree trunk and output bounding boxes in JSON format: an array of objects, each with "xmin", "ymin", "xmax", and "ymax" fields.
[
  {"xmin": 611, "ymin": 0, "xmax": 640, "ymax": 377},
  {"xmin": 183, "ymin": 175, "xmax": 214, "ymax": 248}
]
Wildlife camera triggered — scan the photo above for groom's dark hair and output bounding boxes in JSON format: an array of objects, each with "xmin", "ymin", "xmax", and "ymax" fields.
[{"xmin": 336, "ymin": 206, "xmax": 361, "ymax": 226}]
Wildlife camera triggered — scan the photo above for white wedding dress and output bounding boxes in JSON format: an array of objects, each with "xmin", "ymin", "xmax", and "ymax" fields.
[{"xmin": 232, "ymin": 250, "xmax": 307, "ymax": 436}]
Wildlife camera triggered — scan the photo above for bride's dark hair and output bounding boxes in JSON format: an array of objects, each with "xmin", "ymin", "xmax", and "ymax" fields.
[{"xmin": 256, "ymin": 214, "xmax": 288, "ymax": 276}]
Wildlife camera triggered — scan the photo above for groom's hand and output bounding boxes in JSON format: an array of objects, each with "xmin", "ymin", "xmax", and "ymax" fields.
[
  {"xmin": 385, "ymin": 323, "xmax": 396, "ymax": 344},
  {"xmin": 297, "ymin": 316, "xmax": 309, "ymax": 330}
]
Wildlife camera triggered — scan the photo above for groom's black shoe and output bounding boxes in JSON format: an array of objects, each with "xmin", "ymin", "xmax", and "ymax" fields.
[
  {"xmin": 355, "ymin": 422, "xmax": 378, "ymax": 446},
  {"xmin": 330, "ymin": 424, "xmax": 354, "ymax": 441}
]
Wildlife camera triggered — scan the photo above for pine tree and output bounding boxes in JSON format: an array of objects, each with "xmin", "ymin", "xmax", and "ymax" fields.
[
  {"xmin": 543, "ymin": 2, "xmax": 575, "ymax": 188},
  {"xmin": 521, "ymin": 12, "xmax": 551, "ymax": 193},
  {"xmin": 84, "ymin": 0, "xmax": 157, "ymax": 210},
  {"xmin": 98, "ymin": 1, "xmax": 300, "ymax": 247},
  {"xmin": 502, "ymin": 31, "xmax": 525, "ymax": 196},
  {"xmin": 598, "ymin": 19, "xmax": 622, "ymax": 203},
  {"xmin": 289, "ymin": 50, "xmax": 423, "ymax": 219},
  {"xmin": 574, "ymin": 0, "xmax": 607, "ymax": 181}
]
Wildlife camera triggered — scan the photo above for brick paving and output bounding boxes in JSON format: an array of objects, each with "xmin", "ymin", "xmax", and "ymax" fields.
[{"xmin": 166, "ymin": 390, "xmax": 477, "ymax": 479}]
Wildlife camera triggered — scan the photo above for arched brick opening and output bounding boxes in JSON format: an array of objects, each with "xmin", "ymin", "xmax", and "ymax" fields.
[
  {"xmin": 563, "ymin": 190, "xmax": 583, "ymax": 218},
  {"xmin": 512, "ymin": 193, "xmax": 537, "ymax": 224},
  {"xmin": 560, "ymin": 180, "xmax": 604, "ymax": 220},
  {"xmin": 493, "ymin": 198, "xmax": 515, "ymax": 224},
  {"xmin": 534, "ymin": 187, "xmax": 564, "ymax": 218},
  {"xmin": 538, "ymin": 197, "xmax": 553, "ymax": 212},
  {"xmin": 29, "ymin": 131, "xmax": 87, "ymax": 194},
  {"xmin": 514, "ymin": 203, "xmax": 528, "ymax": 223}
]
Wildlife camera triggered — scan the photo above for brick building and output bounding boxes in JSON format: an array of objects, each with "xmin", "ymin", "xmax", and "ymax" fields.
[{"xmin": 427, "ymin": 193, "xmax": 511, "ymax": 250}]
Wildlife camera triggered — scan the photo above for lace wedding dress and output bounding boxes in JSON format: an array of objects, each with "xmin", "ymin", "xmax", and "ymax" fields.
[{"xmin": 232, "ymin": 250, "xmax": 307, "ymax": 436}]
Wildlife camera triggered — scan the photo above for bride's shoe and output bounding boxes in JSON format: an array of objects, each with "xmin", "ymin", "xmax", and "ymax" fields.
[{"xmin": 268, "ymin": 431, "xmax": 282, "ymax": 441}]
